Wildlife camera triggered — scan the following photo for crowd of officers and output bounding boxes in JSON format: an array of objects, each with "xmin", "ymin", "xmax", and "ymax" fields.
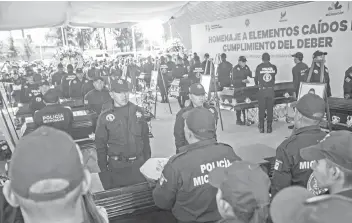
[{"xmin": 1, "ymin": 50, "xmax": 352, "ymax": 223}]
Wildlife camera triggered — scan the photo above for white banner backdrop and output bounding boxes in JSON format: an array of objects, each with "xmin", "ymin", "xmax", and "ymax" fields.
[{"xmin": 191, "ymin": 1, "xmax": 352, "ymax": 97}]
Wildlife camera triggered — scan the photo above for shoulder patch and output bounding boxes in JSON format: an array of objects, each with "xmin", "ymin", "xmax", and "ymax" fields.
[
  {"xmin": 274, "ymin": 159, "xmax": 283, "ymax": 171},
  {"xmin": 346, "ymin": 77, "xmax": 351, "ymax": 83}
]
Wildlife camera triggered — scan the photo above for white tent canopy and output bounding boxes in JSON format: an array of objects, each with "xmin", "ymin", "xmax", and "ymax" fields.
[{"xmin": 0, "ymin": 1, "xmax": 188, "ymax": 30}]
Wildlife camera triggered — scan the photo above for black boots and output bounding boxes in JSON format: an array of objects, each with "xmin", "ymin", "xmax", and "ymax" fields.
[
  {"xmin": 267, "ymin": 123, "xmax": 272, "ymax": 133},
  {"xmin": 259, "ymin": 122, "xmax": 264, "ymax": 133}
]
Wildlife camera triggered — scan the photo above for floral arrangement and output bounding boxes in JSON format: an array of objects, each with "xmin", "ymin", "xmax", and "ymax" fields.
[{"xmin": 53, "ymin": 46, "xmax": 84, "ymax": 69}]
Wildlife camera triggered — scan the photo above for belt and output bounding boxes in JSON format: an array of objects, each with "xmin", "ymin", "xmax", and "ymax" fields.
[{"xmin": 108, "ymin": 153, "xmax": 142, "ymax": 162}]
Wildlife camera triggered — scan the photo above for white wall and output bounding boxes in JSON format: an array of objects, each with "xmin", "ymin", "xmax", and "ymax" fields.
[{"xmin": 191, "ymin": 1, "xmax": 352, "ymax": 97}]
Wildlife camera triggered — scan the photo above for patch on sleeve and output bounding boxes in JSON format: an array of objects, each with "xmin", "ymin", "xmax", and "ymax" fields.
[
  {"xmin": 159, "ymin": 173, "xmax": 168, "ymax": 186},
  {"xmin": 345, "ymin": 77, "xmax": 351, "ymax": 83},
  {"xmin": 274, "ymin": 159, "xmax": 283, "ymax": 171}
]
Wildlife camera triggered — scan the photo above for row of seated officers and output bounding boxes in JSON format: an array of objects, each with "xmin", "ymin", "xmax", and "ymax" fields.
[{"xmin": 4, "ymin": 91, "xmax": 352, "ymax": 223}]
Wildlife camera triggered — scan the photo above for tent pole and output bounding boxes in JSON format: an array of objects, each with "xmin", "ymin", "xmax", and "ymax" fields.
[
  {"xmin": 132, "ymin": 26, "xmax": 137, "ymax": 58},
  {"xmin": 61, "ymin": 27, "xmax": 66, "ymax": 46}
]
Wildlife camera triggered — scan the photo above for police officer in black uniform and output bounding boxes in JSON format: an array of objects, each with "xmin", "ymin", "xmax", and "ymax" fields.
[
  {"xmin": 255, "ymin": 52, "xmax": 277, "ymax": 133},
  {"xmin": 188, "ymin": 55, "xmax": 203, "ymax": 84},
  {"xmin": 232, "ymin": 56, "xmax": 252, "ymax": 125},
  {"xmin": 84, "ymin": 77, "xmax": 111, "ymax": 115},
  {"xmin": 141, "ymin": 56, "xmax": 154, "ymax": 88},
  {"xmin": 60, "ymin": 64, "xmax": 76, "ymax": 98},
  {"xmin": 158, "ymin": 56, "xmax": 169, "ymax": 103},
  {"xmin": 201, "ymin": 53, "xmax": 213, "ymax": 75},
  {"xmin": 34, "ymin": 89, "xmax": 74, "ymax": 134},
  {"xmin": 82, "ymin": 71, "xmax": 95, "ymax": 97},
  {"xmin": 343, "ymin": 65, "xmax": 352, "ymax": 99},
  {"xmin": 271, "ymin": 93, "xmax": 327, "ymax": 197},
  {"xmin": 288, "ymin": 52, "xmax": 309, "ymax": 129},
  {"xmin": 20, "ymin": 73, "xmax": 40, "ymax": 104},
  {"xmin": 29, "ymin": 80, "xmax": 50, "ymax": 114},
  {"xmin": 174, "ymin": 83, "xmax": 218, "ymax": 152},
  {"xmin": 69, "ymin": 68, "xmax": 86, "ymax": 98},
  {"xmin": 95, "ymin": 78, "xmax": 151, "ymax": 190},
  {"xmin": 217, "ymin": 53, "xmax": 233, "ymax": 91},
  {"xmin": 153, "ymin": 107, "xmax": 241, "ymax": 223},
  {"xmin": 172, "ymin": 57, "xmax": 189, "ymax": 108},
  {"xmin": 303, "ymin": 50, "xmax": 331, "ymax": 97},
  {"xmin": 51, "ymin": 63, "xmax": 67, "ymax": 86}
]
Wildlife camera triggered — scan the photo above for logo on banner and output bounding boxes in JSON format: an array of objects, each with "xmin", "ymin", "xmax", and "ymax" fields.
[
  {"xmin": 205, "ymin": 24, "xmax": 223, "ymax": 31},
  {"xmin": 279, "ymin": 11, "xmax": 288, "ymax": 22},
  {"xmin": 326, "ymin": 1, "xmax": 344, "ymax": 16},
  {"xmin": 245, "ymin": 19, "xmax": 250, "ymax": 27},
  {"xmin": 205, "ymin": 25, "xmax": 211, "ymax": 32}
]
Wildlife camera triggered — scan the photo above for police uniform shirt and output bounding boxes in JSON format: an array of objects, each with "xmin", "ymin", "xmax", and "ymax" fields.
[
  {"xmin": 82, "ymin": 79, "xmax": 94, "ymax": 97},
  {"xmin": 51, "ymin": 71, "xmax": 67, "ymax": 85},
  {"xmin": 142, "ymin": 62, "xmax": 154, "ymax": 75},
  {"xmin": 166, "ymin": 61, "xmax": 176, "ymax": 72},
  {"xmin": 201, "ymin": 60, "xmax": 213, "ymax": 75},
  {"xmin": 110, "ymin": 66, "xmax": 122, "ymax": 77},
  {"xmin": 69, "ymin": 77, "xmax": 86, "ymax": 98},
  {"xmin": 34, "ymin": 104, "xmax": 73, "ymax": 133},
  {"xmin": 95, "ymin": 102, "xmax": 151, "ymax": 172},
  {"xmin": 158, "ymin": 62, "xmax": 168, "ymax": 80},
  {"xmin": 10, "ymin": 78, "xmax": 25, "ymax": 103},
  {"xmin": 29, "ymin": 93, "xmax": 45, "ymax": 113},
  {"xmin": 344, "ymin": 66, "xmax": 352, "ymax": 98},
  {"xmin": 172, "ymin": 64, "xmax": 187, "ymax": 79},
  {"xmin": 254, "ymin": 62, "xmax": 277, "ymax": 87},
  {"xmin": 304, "ymin": 63, "xmax": 331, "ymax": 97},
  {"xmin": 292, "ymin": 62, "xmax": 309, "ymax": 95},
  {"xmin": 84, "ymin": 88, "xmax": 111, "ymax": 115},
  {"xmin": 232, "ymin": 64, "xmax": 252, "ymax": 88},
  {"xmin": 217, "ymin": 61, "xmax": 233, "ymax": 87},
  {"xmin": 189, "ymin": 63, "xmax": 203, "ymax": 84},
  {"xmin": 20, "ymin": 83, "xmax": 40, "ymax": 103},
  {"xmin": 61, "ymin": 74, "xmax": 76, "ymax": 98},
  {"xmin": 153, "ymin": 139, "xmax": 242, "ymax": 222},
  {"xmin": 271, "ymin": 126, "xmax": 328, "ymax": 197}
]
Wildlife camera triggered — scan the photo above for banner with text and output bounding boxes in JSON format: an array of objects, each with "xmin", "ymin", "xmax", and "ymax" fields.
[{"xmin": 191, "ymin": 1, "xmax": 352, "ymax": 97}]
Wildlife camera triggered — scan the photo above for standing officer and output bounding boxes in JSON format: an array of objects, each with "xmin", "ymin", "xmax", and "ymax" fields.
[
  {"xmin": 174, "ymin": 83, "xmax": 218, "ymax": 152},
  {"xmin": 82, "ymin": 71, "xmax": 95, "ymax": 97},
  {"xmin": 84, "ymin": 77, "xmax": 111, "ymax": 115},
  {"xmin": 201, "ymin": 53, "xmax": 213, "ymax": 75},
  {"xmin": 173, "ymin": 57, "xmax": 189, "ymax": 108},
  {"xmin": 95, "ymin": 78, "xmax": 151, "ymax": 190},
  {"xmin": 51, "ymin": 63, "xmax": 67, "ymax": 86},
  {"xmin": 188, "ymin": 55, "xmax": 203, "ymax": 84},
  {"xmin": 61, "ymin": 64, "xmax": 76, "ymax": 98},
  {"xmin": 69, "ymin": 68, "xmax": 86, "ymax": 98},
  {"xmin": 110, "ymin": 60, "xmax": 123, "ymax": 78},
  {"xmin": 217, "ymin": 53, "xmax": 233, "ymax": 91},
  {"xmin": 29, "ymin": 80, "xmax": 50, "ymax": 114},
  {"xmin": 34, "ymin": 89, "xmax": 74, "ymax": 134},
  {"xmin": 158, "ymin": 56, "xmax": 169, "ymax": 103},
  {"xmin": 288, "ymin": 52, "xmax": 309, "ymax": 129},
  {"xmin": 343, "ymin": 65, "xmax": 352, "ymax": 99},
  {"xmin": 304, "ymin": 50, "xmax": 331, "ymax": 97},
  {"xmin": 142, "ymin": 56, "xmax": 154, "ymax": 88},
  {"xmin": 232, "ymin": 56, "xmax": 252, "ymax": 125},
  {"xmin": 255, "ymin": 52, "xmax": 277, "ymax": 133},
  {"xmin": 20, "ymin": 73, "xmax": 40, "ymax": 104},
  {"xmin": 271, "ymin": 93, "xmax": 327, "ymax": 197},
  {"xmin": 153, "ymin": 107, "xmax": 241, "ymax": 223}
]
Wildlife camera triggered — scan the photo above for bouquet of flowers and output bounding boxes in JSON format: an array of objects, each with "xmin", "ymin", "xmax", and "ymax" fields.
[{"xmin": 53, "ymin": 46, "xmax": 84, "ymax": 70}]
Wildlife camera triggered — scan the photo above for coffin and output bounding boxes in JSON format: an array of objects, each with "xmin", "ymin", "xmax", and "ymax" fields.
[{"xmin": 319, "ymin": 97, "xmax": 352, "ymax": 131}]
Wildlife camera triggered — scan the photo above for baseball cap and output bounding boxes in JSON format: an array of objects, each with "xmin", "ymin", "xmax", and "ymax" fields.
[
  {"xmin": 39, "ymin": 79, "xmax": 50, "ymax": 87},
  {"xmin": 9, "ymin": 126, "xmax": 85, "ymax": 201},
  {"xmin": 270, "ymin": 186, "xmax": 352, "ymax": 223},
  {"xmin": 76, "ymin": 68, "xmax": 83, "ymax": 73},
  {"xmin": 43, "ymin": 89, "xmax": 59, "ymax": 103},
  {"xmin": 300, "ymin": 130, "xmax": 352, "ymax": 170},
  {"xmin": 238, "ymin": 56, "xmax": 247, "ymax": 62},
  {"xmin": 184, "ymin": 107, "xmax": 216, "ymax": 139},
  {"xmin": 93, "ymin": 76, "xmax": 104, "ymax": 82},
  {"xmin": 313, "ymin": 50, "xmax": 327, "ymax": 58},
  {"xmin": 67, "ymin": 64, "xmax": 73, "ymax": 70},
  {"xmin": 295, "ymin": 93, "xmax": 325, "ymax": 121},
  {"xmin": 209, "ymin": 161, "xmax": 271, "ymax": 214},
  {"xmin": 220, "ymin": 53, "xmax": 226, "ymax": 58},
  {"xmin": 292, "ymin": 52, "xmax": 304, "ymax": 60},
  {"xmin": 109, "ymin": 78, "xmax": 129, "ymax": 93},
  {"xmin": 189, "ymin": 83, "xmax": 205, "ymax": 96},
  {"xmin": 262, "ymin": 53, "xmax": 270, "ymax": 61}
]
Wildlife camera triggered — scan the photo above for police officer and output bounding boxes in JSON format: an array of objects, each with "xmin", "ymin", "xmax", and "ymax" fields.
[
  {"xmin": 8, "ymin": 71, "xmax": 25, "ymax": 106},
  {"xmin": 255, "ymin": 52, "xmax": 277, "ymax": 133},
  {"xmin": 20, "ymin": 73, "xmax": 40, "ymax": 104},
  {"xmin": 343, "ymin": 65, "xmax": 352, "ymax": 99},
  {"xmin": 173, "ymin": 57, "xmax": 189, "ymax": 108},
  {"xmin": 201, "ymin": 53, "xmax": 214, "ymax": 75},
  {"xmin": 110, "ymin": 60, "xmax": 123, "ymax": 78},
  {"xmin": 82, "ymin": 70, "xmax": 95, "ymax": 97},
  {"xmin": 84, "ymin": 77, "xmax": 111, "ymax": 115},
  {"xmin": 51, "ymin": 63, "xmax": 67, "ymax": 86},
  {"xmin": 232, "ymin": 56, "xmax": 252, "ymax": 125},
  {"xmin": 288, "ymin": 52, "xmax": 309, "ymax": 129},
  {"xmin": 29, "ymin": 80, "xmax": 50, "ymax": 114},
  {"xmin": 69, "ymin": 68, "xmax": 86, "ymax": 98},
  {"xmin": 153, "ymin": 107, "xmax": 241, "ymax": 223},
  {"xmin": 188, "ymin": 55, "xmax": 203, "ymax": 84},
  {"xmin": 174, "ymin": 83, "xmax": 218, "ymax": 152},
  {"xmin": 34, "ymin": 89, "xmax": 74, "ymax": 134},
  {"xmin": 304, "ymin": 50, "xmax": 331, "ymax": 97},
  {"xmin": 142, "ymin": 56, "xmax": 154, "ymax": 87},
  {"xmin": 158, "ymin": 56, "xmax": 169, "ymax": 103},
  {"xmin": 217, "ymin": 53, "xmax": 233, "ymax": 91},
  {"xmin": 61, "ymin": 64, "xmax": 76, "ymax": 98},
  {"xmin": 95, "ymin": 78, "xmax": 151, "ymax": 190},
  {"xmin": 271, "ymin": 93, "xmax": 327, "ymax": 197}
]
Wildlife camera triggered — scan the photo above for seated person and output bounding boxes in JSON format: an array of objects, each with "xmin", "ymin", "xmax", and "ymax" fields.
[
  {"xmin": 209, "ymin": 161, "xmax": 271, "ymax": 223},
  {"xmin": 34, "ymin": 89, "xmax": 73, "ymax": 133}
]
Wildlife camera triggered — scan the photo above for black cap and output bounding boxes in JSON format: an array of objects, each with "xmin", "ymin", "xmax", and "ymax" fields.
[
  {"xmin": 238, "ymin": 56, "xmax": 247, "ymax": 62},
  {"xmin": 292, "ymin": 52, "xmax": 304, "ymax": 60},
  {"xmin": 204, "ymin": 53, "xmax": 209, "ymax": 57},
  {"xmin": 67, "ymin": 64, "xmax": 73, "ymax": 70},
  {"xmin": 93, "ymin": 77, "xmax": 104, "ymax": 82},
  {"xmin": 221, "ymin": 53, "xmax": 226, "ymax": 58},
  {"xmin": 76, "ymin": 68, "xmax": 83, "ymax": 73},
  {"xmin": 313, "ymin": 50, "xmax": 327, "ymax": 58},
  {"xmin": 43, "ymin": 89, "xmax": 59, "ymax": 103},
  {"xmin": 262, "ymin": 53, "xmax": 270, "ymax": 61},
  {"xmin": 109, "ymin": 77, "xmax": 129, "ymax": 92}
]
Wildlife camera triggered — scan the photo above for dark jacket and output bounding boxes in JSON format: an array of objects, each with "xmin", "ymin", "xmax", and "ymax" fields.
[
  {"xmin": 0, "ymin": 189, "xmax": 24, "ymax": 223},
  {"xmin": 303, "ymin": 63, "xmax": 331, "ymax": 97},
  {"xmin": 69, "ymin": 77, "xmax": 87, "ymax": 98},
  {"xmin": 343, "ymin": 66, "xmax": 352, "ymax": 98},
  {"xmin": 84, "ymin": 88, "xmax": 111, "ymax": 115},
  {"xmin": 51, "ymin": 71, "xmax": 67, "ymax": 86},
  {"xmin": 271, "ymin": 125, "xmax": 327, "ymax": 197},
  {"xmin": 232, "ymin": 64, "xmax": 252, "ymax": 88},
  {"xmin": 217, "ymin": 61, "xmax": 233, "ymax": 87},
  {"xmin": 61, "ymin": 74, "xmax": 76, "ymax": 98},
  {"xmin": 292, "ymin": 62, "xmax": 309, "ymax": 95},
  {"xmin": 153, "ymin": 139, "xmax": 242, "ymax": 223},
  {"xmin": 254, "ymin": 62, "xmax": 277, "ymax": 88}
]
